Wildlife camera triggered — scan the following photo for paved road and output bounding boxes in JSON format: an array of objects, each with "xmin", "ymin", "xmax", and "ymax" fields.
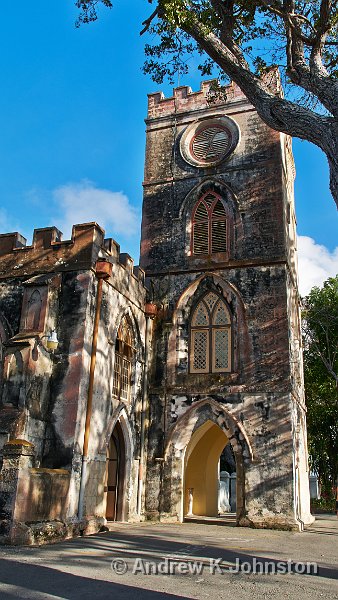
[{"xmin": 0, "ymin": 515, "xmax": 337, "ymax": 599}]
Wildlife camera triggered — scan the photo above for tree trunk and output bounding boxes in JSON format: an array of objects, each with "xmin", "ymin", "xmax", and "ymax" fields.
[
  {"xmin": 325, "ymin": 123, "xmax": 338, "ymax": 211},
  {"xmin": 234, "ymin": 87, "xmax": 338, "ymax": 210},
  {"xmin": 183, "ymin": 23, "xmax": 338, "ymax": 210},
  {"xmin": 261, "ymin": 102, "xmax": 338, "ymax": 211}
]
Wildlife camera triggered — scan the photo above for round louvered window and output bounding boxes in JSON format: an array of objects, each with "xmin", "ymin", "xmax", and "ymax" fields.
[
  {"xmin": 180, "ymin": 116, "xmax": 239, "ymax": 168},
  {"xmin": 190, "ymin": 125, "xmax": 231, "ymax": 163}
]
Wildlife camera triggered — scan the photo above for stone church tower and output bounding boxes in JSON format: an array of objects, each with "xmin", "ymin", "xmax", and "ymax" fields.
[{"xmin": 141, "ymin": 78, "xmax": 313, "ymax": 529}]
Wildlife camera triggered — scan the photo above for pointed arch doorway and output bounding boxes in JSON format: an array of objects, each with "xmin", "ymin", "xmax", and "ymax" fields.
[
  {"xmin": 184, "ymin": 420, "xmax": 233, "ymax": 518},
  {"xmin": 105, "ymin": 420, "xmax": 126, "ymax": 521},
  {"xmin": 164, "ymin": 398, "xmax": 252, "ymax": 523}
]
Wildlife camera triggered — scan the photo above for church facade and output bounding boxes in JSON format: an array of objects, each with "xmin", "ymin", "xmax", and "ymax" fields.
[{"xmin": 0, "ymin": 78, "xmax": 313, "ymax": 545}]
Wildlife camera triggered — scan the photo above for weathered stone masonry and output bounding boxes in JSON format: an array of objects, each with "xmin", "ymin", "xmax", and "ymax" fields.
[
  {"xmin": 0, "ymin": 79, "xmax": 312, "ymax": 544},
  {"xmin": 0, "ymin": 224, "xmax": 147, "ymax": 544}
]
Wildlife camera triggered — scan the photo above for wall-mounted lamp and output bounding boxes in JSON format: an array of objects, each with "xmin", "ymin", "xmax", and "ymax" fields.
[
  {"xmin": 46, "ymin": 330, "xmax": 59, "ymax": 351},
  {"xmin": 144, "ymin": 303, "xmax": 157, "ymax": 319},
  {"xmin": 32, "ymin": 330, "xmax": 60, "ymax": 360}
]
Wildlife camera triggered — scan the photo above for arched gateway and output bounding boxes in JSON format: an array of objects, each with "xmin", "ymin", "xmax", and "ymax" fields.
[{"xmin": 163, "ymin": 399, "xmax": 253, "ymax": 524}]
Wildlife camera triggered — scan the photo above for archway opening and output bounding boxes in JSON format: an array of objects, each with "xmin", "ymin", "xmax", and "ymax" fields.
[
  {"xmin": 105, "ymin": 420, "xmax": 126, "ymax": 521},
  {"xmin": 184, "ymin": 420, "xmax": 236, "ymax": 518},
  {"xmin": 219, "ymin": 443, "xmax": 237, "ymax": 514}
]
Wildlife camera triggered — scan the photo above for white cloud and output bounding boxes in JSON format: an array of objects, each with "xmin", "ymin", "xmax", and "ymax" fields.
[
  {"xmin": 0, "ymin": 209, "xmax": 11, "ymax": 231},
  {"xmin": 297, "ymin": 236, "xmax": 338, "ymax": 296},
  {"xmin": 52, "ymin": 180, "xmax": 139, "ymax": 240},
  {"xmin": 0, "ymin": 208, "xmax": 23, "ymax": 236}
]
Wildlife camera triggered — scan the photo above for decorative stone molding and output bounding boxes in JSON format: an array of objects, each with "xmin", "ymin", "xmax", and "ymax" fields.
[{"xmin": 180, "ymin": 115, "xmax": 240, "ymax": 168}]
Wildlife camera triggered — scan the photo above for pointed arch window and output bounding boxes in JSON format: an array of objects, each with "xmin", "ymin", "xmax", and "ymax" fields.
[
  {"xmin": 24, "ymin": 289, "xmax": 42, "ymax": 331},
  {"xmin": 112, "ymin": 317, "xmax": 134, "ymax": 403},
  {"xmin": 190, "ymin": 292, "xmax": 232, "ymax": 374},
  {"xmin": 192, "ymin": 192, "xmax": 228, "ymax": 256},
  {"xmin": 2, "ymin": 351, "xmax": 23, "ymax": 407}
]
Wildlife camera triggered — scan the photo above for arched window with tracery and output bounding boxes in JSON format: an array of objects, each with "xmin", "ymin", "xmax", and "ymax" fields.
[
  {"xmin": 192, "ymin": 191, "xmax": 228, "ymax": 256},
  {"xmin": 190, "ymin": 292, "xmax": 232, "ymax": 374},
  {"xmin": 112, "ymin": 317, "xmax": 134, "ymax": 403}
]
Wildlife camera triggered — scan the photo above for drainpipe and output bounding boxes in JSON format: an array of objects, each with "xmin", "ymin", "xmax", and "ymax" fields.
[
  {"xmin": 137, "ymin": 302, "xmax": 157, "ymax": 516},
  {"xmin": 78, "ymin": 260, "xmax": 112, "ymax": 521}
]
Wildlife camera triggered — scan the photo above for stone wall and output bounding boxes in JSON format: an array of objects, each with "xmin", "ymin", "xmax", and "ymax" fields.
[
  {"xmin": 0, "ymin": 440, "xmax": 71, "ymax": 544},
  {"xmin": 0, "ymin": 222, "xmax": 148, "ymax": 543}
]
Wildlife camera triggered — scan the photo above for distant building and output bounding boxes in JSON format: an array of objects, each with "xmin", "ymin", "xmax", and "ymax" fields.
[{"xmin": 0, "ymin": 79, "xmax": 313, "ymax": 545}]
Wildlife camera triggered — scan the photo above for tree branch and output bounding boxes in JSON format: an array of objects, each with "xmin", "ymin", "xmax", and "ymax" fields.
[
  {"xmin": 181, "ymin": 14, "xmax": 334, "ymax": 145},
  {"xmin": 318, "ymin": 0, "xmax": 332, "ymax": 38},
  {"xmin": 311, "ymin": 336, "xmax": 338, "ymax": 384},
  {"xmin": 210, "ymin": 0, "xmax": 248, "ymax": 66},
  {"xmin": 140, "ymin": 6, "xmax": 159, "ymax": 36},
  {"xmin": 140, "ymin": 0, "xmax": 338, "ymax": 206},
  {"xmin": 277, "ymin": 2, "xmax": 338, "ymax": 115}
]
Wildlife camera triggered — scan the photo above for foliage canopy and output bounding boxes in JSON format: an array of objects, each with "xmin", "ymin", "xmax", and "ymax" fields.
[
  {"xmin": 75, "ymin": 1, "xmax": 338, "ymax": 207},
  {"xmin": 302, "ymin": 275, "xmax": 338, "ymax": 494}
]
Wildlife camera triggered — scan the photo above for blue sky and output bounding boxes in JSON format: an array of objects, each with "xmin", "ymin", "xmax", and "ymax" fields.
[{"xmin": 0, "ymin": 1, "xmax": 337, "ymax": 294}]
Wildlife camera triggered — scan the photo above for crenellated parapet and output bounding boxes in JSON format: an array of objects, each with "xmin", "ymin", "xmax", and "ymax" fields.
[
  {"xmin": 147, "ymin": 71, "xmax": 282, "ymax": 120},
  {"xmin": 147, "ymin": 80, "xmax": 246, "ymax": 120},
  {"xmin": 0, "ymin": 222, "xmax": 146, "ymax": 287},
  {"xmin": 0, "ymin": 222, "xmax": 104, "ymax": 278}
]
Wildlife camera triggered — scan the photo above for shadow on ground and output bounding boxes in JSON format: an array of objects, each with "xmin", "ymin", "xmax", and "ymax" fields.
[{"xmin": 0, "ymin": 559, "xmax": 192, "ymax": 600}]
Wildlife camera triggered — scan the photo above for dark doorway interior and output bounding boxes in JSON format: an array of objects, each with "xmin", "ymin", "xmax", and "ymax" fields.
[{"xmin": 105, "ymin": 420, "xmax": 125, "ymax": 521}]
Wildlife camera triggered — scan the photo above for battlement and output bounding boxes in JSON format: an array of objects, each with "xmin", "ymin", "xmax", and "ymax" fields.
[
  {"xmin": 0, "ymin": 222, "xmax": 145, "ymax": 286},
  {"xmin": 147, "ymin": 71, "xmax": 282, "ymax": 120},
  {"xmin": 147, "ymin": 80, "xmax": 246, "ymax": 119},
  {"xmin": 0, "ymin": 223, "xmax": 102, "ymax": 255}
]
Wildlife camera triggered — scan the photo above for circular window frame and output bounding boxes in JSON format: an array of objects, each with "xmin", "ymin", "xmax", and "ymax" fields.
[{"xmin": 180, "ymin": 116, "xmax": 240, "ymax": 168}]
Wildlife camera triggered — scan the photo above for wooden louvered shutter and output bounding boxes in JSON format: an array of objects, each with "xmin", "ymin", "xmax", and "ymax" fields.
[
  {"xmin": 193, "ymin": 201, "xmax": 209, "ymax": 255},
  {"xmin": 211, "ymin": 200, "xmax": 227, "ymax": 253},
  {"xmin": 191, "ymin": 126, "xmax": 231, "ymax": 163},
  {"xmin": 193, "ymin": 223, "xmax": 209, "ymax": 255},
  {"xmin": 203, "ymin": 193, "xmax": 216, "ymax": 207}
]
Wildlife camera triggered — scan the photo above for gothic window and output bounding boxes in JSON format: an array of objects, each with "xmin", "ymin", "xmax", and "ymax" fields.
[
  {"xmin": 192, "ymin": 192, "xmax": 228, "ymax": 256},
  {"xmin": 24, "ymin": 289, "xmax": 42, "ymax": 331},
  {"xmin": 190, "ymin": 292, "xmax": 232, "ymax": 374},
  {"xmin": 112, "ymin": 317, "xmax": 133, "ymax": 403},
  {"xmin": 2, "ymin": 352, "xmax": 23, "ymax": 407},
  {"xmin": 19, "ymin": 284, "xmax": 49, "ymax": 335}
]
